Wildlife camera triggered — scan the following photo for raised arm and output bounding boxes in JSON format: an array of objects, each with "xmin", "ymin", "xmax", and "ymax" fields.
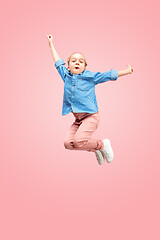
[
  {"xmin": 47, "ymin": 34, "xmax": 61, "ymax": 63},
  {"xmin": 118, "ymin": 64, "xmax": 133, "ymax": 77}
]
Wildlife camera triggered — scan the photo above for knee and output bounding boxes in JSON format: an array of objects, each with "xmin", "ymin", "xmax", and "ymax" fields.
[{"xmin": 64, "ymin": 140, "xmax": 70, "ymax": 149}]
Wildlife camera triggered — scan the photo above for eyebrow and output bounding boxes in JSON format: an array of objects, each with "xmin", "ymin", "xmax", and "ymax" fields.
[{"xmin": 71, "ymin": 57, "xmax": 84, "ymax": 61}]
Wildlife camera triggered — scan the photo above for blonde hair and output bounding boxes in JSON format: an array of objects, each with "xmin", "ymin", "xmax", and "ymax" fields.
[{"xmin": 67, "ymin": 52, "xmax": 87, "ymax": 67}]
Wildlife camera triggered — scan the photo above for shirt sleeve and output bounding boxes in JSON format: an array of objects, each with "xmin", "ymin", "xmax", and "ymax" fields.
[
  {"xmin": 54, "ymin": 59, "xmax": 67, "ymax": 82},
  {"xmin": 93, "ymin": 69, "xmax": 118, "ymax": 85}
]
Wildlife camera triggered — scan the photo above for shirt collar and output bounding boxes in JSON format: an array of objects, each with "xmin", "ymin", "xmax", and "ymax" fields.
[{"xmin": 68, "ymin": 70, "xmax": 86, "ymax": 76}]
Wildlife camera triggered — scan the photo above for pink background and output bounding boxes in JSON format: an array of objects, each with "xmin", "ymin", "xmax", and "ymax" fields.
[{"xmin": 1, "ymin": 0, "xmax": 160, "ymax": 239}]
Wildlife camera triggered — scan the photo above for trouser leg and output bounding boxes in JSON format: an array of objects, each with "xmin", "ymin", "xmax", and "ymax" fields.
[{"xmin": 73, "ymin": 112, "xmax": 104, "ymax": 152}]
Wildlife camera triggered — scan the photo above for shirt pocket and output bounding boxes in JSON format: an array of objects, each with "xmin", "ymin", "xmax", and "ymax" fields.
[{"xmin": 77, "ymin": 76, "xmax": 94, "ymax": 91}]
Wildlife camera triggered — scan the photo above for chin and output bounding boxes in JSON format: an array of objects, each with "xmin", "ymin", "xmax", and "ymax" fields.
[{"xmin": 73, "ymin": 71, "xmax": 81, "ymax": 75}]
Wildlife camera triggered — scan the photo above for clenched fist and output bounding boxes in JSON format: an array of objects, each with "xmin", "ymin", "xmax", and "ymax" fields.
[{"xmin": 47, "ymin": 34, "xmax": 53, "ymax": 45}]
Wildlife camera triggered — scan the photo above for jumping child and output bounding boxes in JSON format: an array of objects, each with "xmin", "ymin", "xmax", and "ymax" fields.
[{"xmin": 47, "ymin": 34, "xmax": 133, "ymax": 165}]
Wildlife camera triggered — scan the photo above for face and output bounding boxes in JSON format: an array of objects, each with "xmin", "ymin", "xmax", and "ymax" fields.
[{"xmin": 68, "ymin": 53, "xmax": 86, "ymax": 75}]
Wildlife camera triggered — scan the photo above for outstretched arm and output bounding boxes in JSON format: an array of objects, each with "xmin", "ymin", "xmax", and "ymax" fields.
[
  {"xmin": 47, "ymin": 34, "xmax": 61, "ymax": 63},
  {"xmin": 118, "ymin": 64, "xmax": 133, "ymax": 77}
]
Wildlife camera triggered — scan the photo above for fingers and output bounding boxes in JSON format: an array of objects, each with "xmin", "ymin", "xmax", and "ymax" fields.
[
  {"xmin": 46, "ymin": 34, "xmax": 53, "ymax": 40},
  {"xmin": 127, "ymin": 64, "xmax": 133, "ymax": 73}
]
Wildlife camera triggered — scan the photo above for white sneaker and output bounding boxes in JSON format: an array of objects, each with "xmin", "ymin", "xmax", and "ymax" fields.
[
  {"xmin": 95, "ymin": 150, "xmax": 104, "ymax": 165},
  {"xmin": 100, "ymin": 139, "xmax": 114, "ymax": 163}
]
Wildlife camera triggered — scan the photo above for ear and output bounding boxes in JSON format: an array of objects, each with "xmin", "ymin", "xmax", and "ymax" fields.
[{"xmin": 67, "ymin": 66, "xmax": 70, "ymax": 71}]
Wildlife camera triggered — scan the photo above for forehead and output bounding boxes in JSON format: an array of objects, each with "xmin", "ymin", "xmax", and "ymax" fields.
[{"xmin": 70, "ymin": 53, "xmax": 84, "ymax": 60}]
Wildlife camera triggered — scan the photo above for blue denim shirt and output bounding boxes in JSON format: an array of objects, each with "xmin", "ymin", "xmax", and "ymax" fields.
[{"xmin": 55, "ymin": 59, "xmax": 118, "ymax": 115}]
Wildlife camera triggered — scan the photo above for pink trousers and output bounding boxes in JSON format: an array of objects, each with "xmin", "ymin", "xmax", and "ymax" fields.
[{"xmin": 64, "ymin": 111, "xmax": 104, "ymax": 152}]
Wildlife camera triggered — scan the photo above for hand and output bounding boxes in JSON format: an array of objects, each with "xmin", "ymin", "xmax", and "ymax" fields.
[
  {"xmin": 47, "ymin": 34, "xmax": 53, "ymax": 44},
  {"xmin": 127, "ymin": 64, "xmax": 133, "ymax": 74}
]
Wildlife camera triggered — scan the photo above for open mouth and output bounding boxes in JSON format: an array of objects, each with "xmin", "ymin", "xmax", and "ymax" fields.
[{"xmin": 74, "ymin": 66, "xmax": 80, "ymax": 69}]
